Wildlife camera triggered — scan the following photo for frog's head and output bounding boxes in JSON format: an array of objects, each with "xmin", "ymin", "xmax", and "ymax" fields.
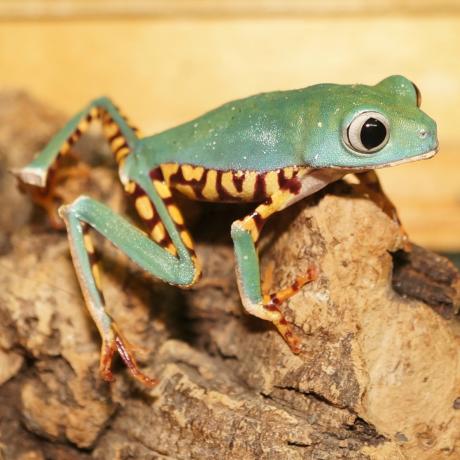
[{"xmin": 306, "ymin": 75, "xmax": 438, "ymax": 169}]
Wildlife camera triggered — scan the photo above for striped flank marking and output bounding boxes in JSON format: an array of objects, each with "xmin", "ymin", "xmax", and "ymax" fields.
[
  {"xmin": 180, "ymin": 231, "xmax": 194, "ymax": 250},
  {"xmin": 168, "ymin": 205, "xmax": 184, "ymax": 225},
  {"xmin": 202, "ymin": 169, "xmax": 219, "ymax": 200},
  {"xmin": 160, "ymin": 164, "xmax": 180, "ymax": 183},
  {"xmin": 162, "ymin": 164, "xmax": 307, "ymax": 203},
  {"xmin": 153, "ymin": 180, "xmax": 172, "ymax": 200},
  {"xmin": 127, "ymin": 181, "xmax": 177, "ymax": 256},
  {"xmin": 152, "ymin": 221, "xmax": 167, "ymax": 242},
  {"xmin": 135, "ymin": 195, "xmax": 154, "ymax": 220},
  {"xmin": 182, "ymin": 164, "xmax": 205, "ymax": 182},
  {"xmin": 149, "ymin": 167, "xmax": 198, "ymax": 258}
]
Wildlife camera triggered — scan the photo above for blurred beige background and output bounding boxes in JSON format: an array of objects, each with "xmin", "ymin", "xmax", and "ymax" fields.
[{"xmin": 0, "ymin": 0, "xmax": 459, "ymax": 250}]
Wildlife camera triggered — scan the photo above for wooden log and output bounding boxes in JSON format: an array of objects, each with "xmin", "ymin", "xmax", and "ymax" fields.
[{"xmin": 0, "ymin": 92, "xmax": 459, "ymax": 459}]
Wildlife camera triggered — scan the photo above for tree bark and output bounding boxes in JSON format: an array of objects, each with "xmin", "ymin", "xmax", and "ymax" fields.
[{"xmin": 0, "ymin": 92, "xmax": 459, "ymax": 460}]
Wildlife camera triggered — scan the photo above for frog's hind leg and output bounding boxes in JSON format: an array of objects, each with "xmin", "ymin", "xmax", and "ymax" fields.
[
  {"xmin": 13, "ymin": 97, "xmax": 139, "ymax": 224},
  {"xmin": 59, "ymin": 165, "xmax": 199, "ymax": 385},
  {"xmin": 59, "ymin": 172, "xmax": 200, "ymax": 385},
  {"xmin": 231, "ymin": 191, "xmax": 317, "ymax": 353},
  {"xmin": 15, "ymin": 97, "xmax": 201, "ymax": 385}
]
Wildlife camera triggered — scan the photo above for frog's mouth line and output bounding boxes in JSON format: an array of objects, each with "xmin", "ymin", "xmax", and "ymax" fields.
[
  {"xmin": 328, "ymin": 147, "xmax": 438, "ymax": 171},
  {"xmin": 378, "ymin": 147, "xmax": 438, "ymax": 168}
]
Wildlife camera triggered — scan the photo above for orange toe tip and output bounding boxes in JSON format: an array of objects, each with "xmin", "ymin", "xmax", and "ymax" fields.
[
  {"xmin": 287, "ymin": 337, "xmax": 302, "ymax": 354},
  {"xmin": 139, "ymin": 376, "xmax": 159, "ymax": 388},
  {"xmin": 101, "ymin": 369, "xmax": 115, "ymax": 383},
  {"xmin": 128, "ymin": 368, "xmax": 159, "ymax": 388}
]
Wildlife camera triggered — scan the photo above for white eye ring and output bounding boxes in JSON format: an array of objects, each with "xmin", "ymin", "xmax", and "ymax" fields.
[{"xmin": 343, "ymin": 111, "xmax": 390, "ymax": 154}]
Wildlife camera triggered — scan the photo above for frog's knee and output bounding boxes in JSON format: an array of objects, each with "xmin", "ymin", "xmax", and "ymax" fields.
[
  {"xmin": 90, "ymin": 96, "xmax": 112, "ymax": 107},
  {"xmin": 238, "ymin": 293, "xmax": 279, "ymax": 322},
  {"xmin": 177, "ymin": 257, "xmax": 202, "ymax": 288},
  {"xmin": 58, "ymin": 195, "xmax": 91, "ymax": 218},
  {"xmin": 230, "ymin": 220, "xmax": 249, "ymax": 239}
]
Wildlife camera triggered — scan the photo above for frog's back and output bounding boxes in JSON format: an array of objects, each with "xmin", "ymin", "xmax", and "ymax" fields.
[{"xmin": 139, "ymin": 85, "xmax": 330, "ymax": 172}]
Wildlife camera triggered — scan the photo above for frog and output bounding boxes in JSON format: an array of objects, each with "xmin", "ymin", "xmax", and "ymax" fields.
[{"xmin": 14, "ymin": 75, "xmax": 438, "ymax": 387}]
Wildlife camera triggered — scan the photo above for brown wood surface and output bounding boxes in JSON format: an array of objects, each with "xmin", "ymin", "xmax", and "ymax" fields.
[
  {"xmin": 393, "ymin": 244, "xmax": 460, "ymax": 319},
  {"xmin": 0, "ymin": 91, "xmax": 459, "ymax": 460}
]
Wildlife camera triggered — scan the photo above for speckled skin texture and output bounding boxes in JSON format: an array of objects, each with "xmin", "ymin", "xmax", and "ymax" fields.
[{"xmin": 132, "ymin": 75, "xmax": 437, "ymax": 172}]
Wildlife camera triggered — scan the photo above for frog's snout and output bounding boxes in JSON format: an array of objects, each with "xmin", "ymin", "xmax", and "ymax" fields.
[
  {"xmin": 419, "ymin": 128, "xmax": 438, "ymax": 151},
  {"xmin": 418, "ymin": 117, "xmax": 438, "ymax": 154},
  {"xmin": 418, "ymin": 129, "xmax": 428, "ymax": 139},
  {"xmin": 418, "ymin": 127, "xmax": 437, "ymax": 145}
]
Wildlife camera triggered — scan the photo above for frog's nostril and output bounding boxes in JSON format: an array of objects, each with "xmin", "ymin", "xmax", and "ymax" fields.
[{"xmin": 418, "ymin": 129, "xmax": 428, "ymax": 139}]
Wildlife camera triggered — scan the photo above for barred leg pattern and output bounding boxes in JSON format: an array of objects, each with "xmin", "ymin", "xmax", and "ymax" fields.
[{"xmin": 231, "ymin": 191, "xmax": 317, "ymax": 353}]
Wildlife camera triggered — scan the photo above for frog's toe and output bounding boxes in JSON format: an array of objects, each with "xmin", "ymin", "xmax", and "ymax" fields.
[{"xmin": 100, "ymin": 325, "xmax": 158, "ymax": 388}]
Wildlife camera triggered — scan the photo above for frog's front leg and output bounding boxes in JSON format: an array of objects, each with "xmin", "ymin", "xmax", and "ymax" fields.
[
  {"xmin": 59, "ymin": 173, "xmax": 200, "ymax": 386},
  {"xmin": 354, "ymin": 170, "xmax": 411, "ymax": 251},
  {"xmin": 231, "ymin": 191, "xmax": 317, "ymax": 353}
]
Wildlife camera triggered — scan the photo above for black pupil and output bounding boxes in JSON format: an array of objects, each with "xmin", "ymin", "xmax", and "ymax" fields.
[{"xmin": 360, "ymin": 118, "xmax": 387, "ymax": 150}]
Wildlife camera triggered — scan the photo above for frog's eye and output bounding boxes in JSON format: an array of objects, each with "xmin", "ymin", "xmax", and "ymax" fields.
[
  {"xmin": 411, "ymin": 82, "xmax": 422, "ymax": 107},
  {"xmin": 344, "ymin": 111, "xmax": 390, "ymax": 154}
]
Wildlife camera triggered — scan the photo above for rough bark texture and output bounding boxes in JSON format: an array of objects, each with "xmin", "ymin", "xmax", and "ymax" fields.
[{"xmin": 0, "ymin": 92, "xmax": 459, "ymax": 460}]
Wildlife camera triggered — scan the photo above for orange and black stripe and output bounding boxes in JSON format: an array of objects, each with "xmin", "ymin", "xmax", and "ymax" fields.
[
  {"xmin": 122, "ymin": 167, "xmax": 198, "ymax": 261},
  {"xmin": 151, "ymin": 167, "xmax": 197, "ymax": 258},
  {"xmin": 124, "ymin": 178, "xmax": 177, "ymax": 256},
  {"xmin": 99, "ymin": 108, "xmax": 138, "ymax": 166},
  {"xmin": 49, "ymin": 105, "xmax": 138, "ymax": 170},
  {"xmin": 161, "ymin": 164, "xmax": 307, "ymax": 204}
]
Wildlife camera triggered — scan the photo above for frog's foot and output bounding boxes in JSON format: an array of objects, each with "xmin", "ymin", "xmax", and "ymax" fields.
[
  {"xmin": 261, "ymin": 265, "xmax": 317, "ymax": 354},
  {"xmin": 14, "ymin": 161, "xmax": 91, "ymax": 230},
  {"xmin": 100, "ymin": 324, "xmax": 158, "ymax": 387}
]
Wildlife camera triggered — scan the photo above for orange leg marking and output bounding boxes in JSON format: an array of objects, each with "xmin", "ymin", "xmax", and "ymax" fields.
[
  {"xmin": 262, "ymin": 265, "xmax": 317, "ymax": 353},
  {"xmin": 98, "ymin": 307, "xmax": 158, "ymax": 387}
]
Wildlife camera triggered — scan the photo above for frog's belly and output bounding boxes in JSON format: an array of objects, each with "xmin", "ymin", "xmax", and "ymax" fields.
[{"xmin": 157, "ymin": 163, "xmax": 308, "ymax": 203}]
